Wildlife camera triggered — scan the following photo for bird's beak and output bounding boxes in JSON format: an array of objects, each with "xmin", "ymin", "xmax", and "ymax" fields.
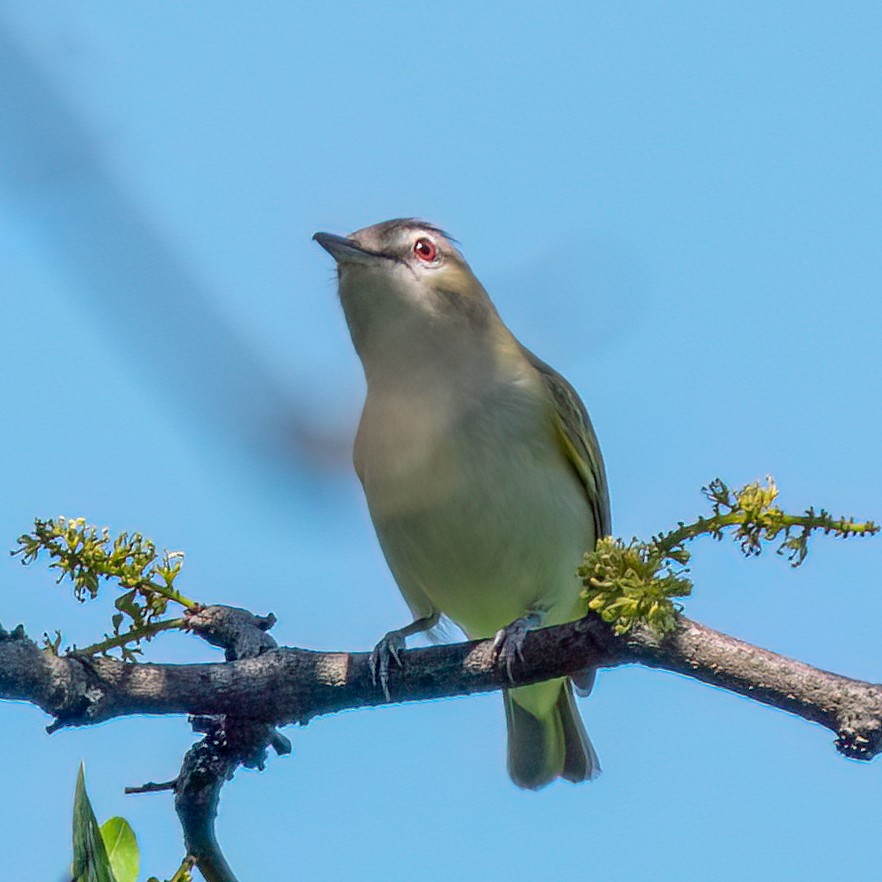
[{"xmin": 312, "ymin": 232, "xmax": 390, "ymax": 266}]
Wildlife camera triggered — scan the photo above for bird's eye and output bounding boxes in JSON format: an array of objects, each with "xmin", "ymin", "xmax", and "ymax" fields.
[{"xmin": 413, "ymin": 237, "xmax": 438, "ymax": 262}]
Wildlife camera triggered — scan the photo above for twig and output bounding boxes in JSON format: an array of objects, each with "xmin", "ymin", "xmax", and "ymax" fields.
[
  {"xmin": 76, "ymin": 617, "xmax": 186, "ymax": 657},
  {"xmin": 125, "ymin": 779, "xmax": 177, "ymax": 795}
]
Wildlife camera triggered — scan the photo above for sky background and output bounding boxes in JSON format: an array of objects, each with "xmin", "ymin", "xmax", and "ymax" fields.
[{"xmin": 1, "ymin": 3, "xmax": 881, "ymax": 880}]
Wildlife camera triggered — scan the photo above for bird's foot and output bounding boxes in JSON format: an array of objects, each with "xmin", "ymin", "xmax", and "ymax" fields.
[
  {"xmin": 368, "ymin": 613, "xmax": 440, "ymax": 701},
  {"xmin": 369, "ymin": 630, "xmax": 407, "ymax": 702},
  {"xmin": 492, "ymin": 613, "xmax": 542, "ymax": 682}
]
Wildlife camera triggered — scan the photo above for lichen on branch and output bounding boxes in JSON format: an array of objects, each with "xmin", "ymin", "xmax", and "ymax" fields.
[{"xmin": 579, "ymin": 477, "xmax": 878, "ymax": 636}]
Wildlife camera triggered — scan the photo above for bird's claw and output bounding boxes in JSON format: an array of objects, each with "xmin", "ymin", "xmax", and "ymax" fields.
[
  {"xmin": 492, "ymin": 615, "xmax": 537, "ymax": 683},
  {"xmin": 369, "ymin": 630, "xmax": 406, "ymax": 701}
]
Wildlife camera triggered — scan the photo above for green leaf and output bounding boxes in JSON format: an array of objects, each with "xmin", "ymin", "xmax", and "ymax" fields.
[
  {"xmin": 72, "ymin": 763, "xmax": 117, "ymax": 882},
  {"xmin": 100, "ymin": 817, "xmax": 140, "ymax": 882}
]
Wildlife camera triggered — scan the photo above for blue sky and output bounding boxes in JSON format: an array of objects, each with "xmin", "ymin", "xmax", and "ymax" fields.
[{"xmin": 1, "ymin": 3, "xmax": 881, "ymax": 879}]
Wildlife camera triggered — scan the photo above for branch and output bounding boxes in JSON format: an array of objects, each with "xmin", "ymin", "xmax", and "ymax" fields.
[
  {"xmin": 622, "ymin": 618, "xmax": 882, "ymax": 758},
  {"xmin": 2, "ymin": 610, "xmax": 880, "ymax": 759},
  {"xmin": 170, "ymin": 607, "xmax": 286, "ymax": 882}
]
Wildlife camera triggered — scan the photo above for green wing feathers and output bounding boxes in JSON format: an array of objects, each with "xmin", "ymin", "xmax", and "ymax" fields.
[{"xmin": 520, "ymin": 346, "xmax": 611, "ymax": 540}]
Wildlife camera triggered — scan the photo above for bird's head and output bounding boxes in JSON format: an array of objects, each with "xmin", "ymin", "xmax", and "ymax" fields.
[{"xmin": 314, "ymin": 219, "xmax": 503, "ymax": 374}]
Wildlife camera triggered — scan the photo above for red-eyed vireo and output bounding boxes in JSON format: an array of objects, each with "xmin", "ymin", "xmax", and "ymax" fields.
[{"xmin": 314, "ymin": 219, "xmax": 611, "ymax": 789}]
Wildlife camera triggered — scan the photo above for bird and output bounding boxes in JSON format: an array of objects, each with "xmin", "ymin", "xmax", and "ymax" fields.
[{"xmin": 313, "ymin": 218, "xmax": 611, "ymax": 789}]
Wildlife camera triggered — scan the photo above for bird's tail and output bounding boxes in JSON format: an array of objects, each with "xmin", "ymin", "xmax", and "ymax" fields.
[{"xmin": 503, "ymin": 678, "xmax": 600, "ymax": 790}]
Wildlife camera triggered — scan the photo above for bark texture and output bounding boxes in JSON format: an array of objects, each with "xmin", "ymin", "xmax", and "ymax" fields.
[{"xmin": 2, "ymin": 611, "xmax": 880, "ymax": 758}]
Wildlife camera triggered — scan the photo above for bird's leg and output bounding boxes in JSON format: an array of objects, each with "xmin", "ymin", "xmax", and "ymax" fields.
[
  {"xmin": 369, "ymin": 612, "xmax": 440, "ymax": 701},
  {"xmin": 492, "ymin": 611, "xmax": 543, "ymax": 682}
]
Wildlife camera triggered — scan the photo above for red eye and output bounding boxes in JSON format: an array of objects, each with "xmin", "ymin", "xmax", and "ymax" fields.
[{"xmin": 413, "ymin": 237, "xmax": 438, "ymax": 262}]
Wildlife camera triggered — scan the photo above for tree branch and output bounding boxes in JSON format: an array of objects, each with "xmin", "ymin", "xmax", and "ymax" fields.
[
  {"xmin": 171, "ymin": 607, "xmax": 287, "ymax": 882},
  {"xmin": 2, "ymin": 610, "xmax": 880, "ymax": 759},
  {"xmin": 622, "ymin": 618, "xmax": 882, "ymax": 758}
]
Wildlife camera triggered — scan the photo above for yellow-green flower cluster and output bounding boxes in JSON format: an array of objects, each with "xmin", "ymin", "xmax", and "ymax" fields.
[
  {"xmin": 12, "ymin": 517, "xmax": 195, "ymax": 658},
  {"xmin": 579, "ymin": 537, "xmax": 691, "ymax": 635},
  {"xmin": 579, "ymin": 478, "xmax": 878, "ymax": 636}
]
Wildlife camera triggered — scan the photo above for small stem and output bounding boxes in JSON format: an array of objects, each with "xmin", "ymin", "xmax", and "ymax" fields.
[
  {"xmin": 75, "ymin": 617, "xmax": 186, "ymax": 657},
  {"xmin": 141, "ymin": 580, "xmax": 200, "ymax": 611},
  {"xmin": 657, "ymin": 511, "xmax": 878, "ymax": 555},
  {"xmin": 169, "ymin": 856, "xmax": 198, "ymax": 882},
  {"xmin": 773, "ymin": 513, "xmax": 879, "ymax": 535},
  {"xmin": 125, "ymin": 779, "xmax": 177, "ymax": 795},
  {"xmin": 658, "ymin": 512, "xmax": 747, "ymax": 550}
]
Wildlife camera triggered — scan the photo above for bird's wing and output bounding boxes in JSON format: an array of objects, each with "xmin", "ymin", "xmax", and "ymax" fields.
[{"xmin": 521, "ymin": 347, "xmax": 612, "ymax": 540}]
